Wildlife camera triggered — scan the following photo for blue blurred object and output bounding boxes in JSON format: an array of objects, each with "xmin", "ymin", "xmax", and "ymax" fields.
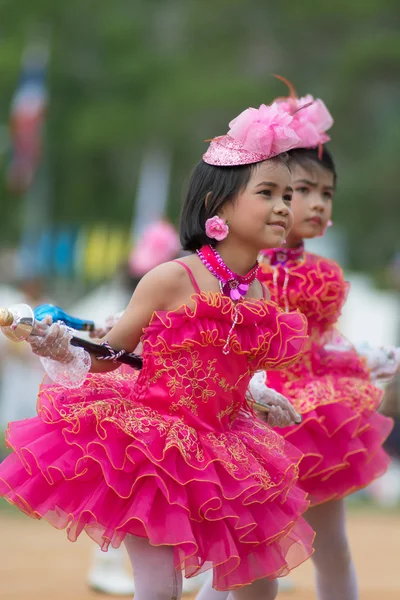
[
  {"xmin": 32, "ymin": 304, "xmax": 142, "ymax": 369},
  {"xmin": 54, "ymin": 228, "xmax": 76, "ymax": 278},
  {"xmin": 36, "ymin": 229, "xmax": 53, "ymax": 276},
  {"xmin": 34, "ymin": 304, "xmax": 95, "ymax": 332}
]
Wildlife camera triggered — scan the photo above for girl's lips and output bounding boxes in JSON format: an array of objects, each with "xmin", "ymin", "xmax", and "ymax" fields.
[
  {"xmin": 268, "ymin": 220, "xmax": 286, "ymax": 230},
  {"xmin": 308, "ymin": 216, "xmax": 322, "ymax": 225},
  {"xmin": 268, "ymin": 224, "xmax": 285, "ymax": 233}
]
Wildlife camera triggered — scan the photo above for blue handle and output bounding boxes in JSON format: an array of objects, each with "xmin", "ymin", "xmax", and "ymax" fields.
[{"xmin": 34, "ymin": 304, "xmax": 95, "ymax": 332}]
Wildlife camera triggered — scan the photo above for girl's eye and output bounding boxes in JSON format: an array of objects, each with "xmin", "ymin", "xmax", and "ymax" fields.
[
  {"xmin": 296, "ymin": 187, "xmax": 309, "ymax": 194},
  {"xmin": 283, "ymin": 194, "xmax": 292, "ymax": 202},
  {"xmin": 323, "ymin": 192, "xmax": 333, "ymax": 200},
  {"xmin": 259, "ymin": 189, "xmax": 272, "ymax": 197}
]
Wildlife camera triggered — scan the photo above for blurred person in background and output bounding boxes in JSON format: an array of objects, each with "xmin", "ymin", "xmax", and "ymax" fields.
[
  {"xmin": 0, "ymin": 277, "xmax": 47, "ymax": 432},
  {"xmin": 368, "ymin": 251, "xmax": 400, "ymax": 506},
  {"xmin": 388, "ymin": 251, "xmax": 400, "ymax": 292},
  {"xmin": 257, "ymin": 109, "xmax": 398, "ymax": 600},
  {"xmin": 366, "ymin": 374, "xmax": 400, "ymax": 507},
  {"xmin": 381, "ymin": 375, "xmax": 400, "ymax": 460}
]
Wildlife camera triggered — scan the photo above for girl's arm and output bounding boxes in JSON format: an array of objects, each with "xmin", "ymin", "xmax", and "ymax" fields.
[
  {"xmin": 28, "ymin": 262, "xmax": 190, "ymax": 380},
  {"xmin": 91, "ymin": 261, "xmax": 190, "ymax": 372}
]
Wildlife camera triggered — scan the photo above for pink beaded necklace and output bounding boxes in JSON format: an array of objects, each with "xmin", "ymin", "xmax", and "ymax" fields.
[
  {"xmin": 258, "ymin": 243, "xmax": 304, "ymax": 266},
  {"xmin": 196, "ymin": 245, "xmax": 260, "ymax": 354},
  {"xmin": 259, "ymin": 243, "xmax": 304, "ymax": 313},
  {"xmin": 196, "ymin": 245, "xmax": 259, "ymax": 301}
]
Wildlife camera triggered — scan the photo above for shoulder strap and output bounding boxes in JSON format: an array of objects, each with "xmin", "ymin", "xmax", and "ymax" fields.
[
  {"xmin": 173, "ymin": 260, "xmax": 202, "ymax": 294},
  {"xmin": 260, "ymin": 283, "xmax": 268, "ymax": 300}
]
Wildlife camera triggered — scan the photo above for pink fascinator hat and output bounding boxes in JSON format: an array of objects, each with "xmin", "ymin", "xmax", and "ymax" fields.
[
  {"xmin": 129, "ymin": 220, "xmax": 180, "ymax": 277},
  {"xmin": 203, "ymin": 101, "xmax": 302, "ymax": 167},
  {"xmin": 274, "ymin": 75, "xmax": 334, "ymax": 151}
]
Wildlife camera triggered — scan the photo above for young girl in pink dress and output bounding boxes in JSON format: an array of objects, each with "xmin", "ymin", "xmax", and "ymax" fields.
[
  {"xmin": 260, "ymin": 145, "xmax": 394, "ymax": 600},
  {"xmin": 195, "ymin": 85, "xmax": 397, "ymax": 600},
  {"xmin": 0, "ymin": 102, "xmax": 315, "ymax": 600},
  {"xmin": 259, "ymin": 89, "xmax": 395, "ymax": 600},
  {"xmin": 86, "ymin": 219, "xmax": 182, "ymax": 598}
]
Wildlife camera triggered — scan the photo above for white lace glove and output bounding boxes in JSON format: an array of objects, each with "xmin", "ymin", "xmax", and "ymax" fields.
[
  {"xmin": 246, "ymin": 371, "xmax": 302, "ymax": 427},
  {"xmin": 354, "ymin": 342, "xmax": 400, "ymax": 382},
  {"xmin": 28, "ymin": 316, "xmax": 91, "ymax": 388},
  {"xmin": 89, "ymin": 311, "xmax": 124, "ymax": 339}
]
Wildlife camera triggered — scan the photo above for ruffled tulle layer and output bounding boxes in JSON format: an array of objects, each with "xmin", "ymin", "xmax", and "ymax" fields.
[
  {"xmin": 259, "ymin": 251, "xmax": 392, "ymax": 504},
  {"xmin": 145, "ymin": 291, "xmax": 308, "ymax": 372},
  {"xmin": 266, "ymin": 338, "xmax": 393, "ymax": 505},
  {"xmin": 279, "ymin": 401, "xmax": 393, "ymax": 506},
  {"xmin": 0, "ymin": 372, "xmax": 314, "ymax": 591}
]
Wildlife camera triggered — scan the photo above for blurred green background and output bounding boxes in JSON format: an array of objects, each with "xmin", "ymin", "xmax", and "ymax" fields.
[{"xmin": 0, "ymin": 1, "xmax": 399, "ymax": 288}]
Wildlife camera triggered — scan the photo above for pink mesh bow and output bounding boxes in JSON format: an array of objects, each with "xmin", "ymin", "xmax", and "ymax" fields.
[
  {"xmin": 274, "ymin": 76, "xmax": 334, "ymax": 149},
  {"xmin": 203, "ymin": 102, "xmax": 301, "ymax": 167},
  {"xmin": 279, "ymin": 95, "xmax": 333, "ymax": 148},
  {"xmin": 129, "ymin": 220, "xmax": 180, "ymax": 276}
]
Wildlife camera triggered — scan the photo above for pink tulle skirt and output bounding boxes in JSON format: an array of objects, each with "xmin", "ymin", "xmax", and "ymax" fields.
[
  {"xmin": 0, "ymin": 371, "xmax": 314, "ymax": 591},
  {"xmin": 268, "ymin": 354, "xmax": 393, "ymax": 506},
  {"xmin": 280, "ymin": 403, "xmax": 392, "ymax": 505}
]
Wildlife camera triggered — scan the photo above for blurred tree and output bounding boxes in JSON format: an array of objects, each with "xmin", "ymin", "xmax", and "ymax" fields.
[{"xmin": 0, "ymin": 0, "xmax": 399, "ymax": 272}]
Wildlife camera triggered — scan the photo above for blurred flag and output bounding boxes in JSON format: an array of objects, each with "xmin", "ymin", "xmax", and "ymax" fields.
[
  {"xmin": 36, "ymin": 229, "xmax": 53, "ymax": 276},
  {"xmin": 84, "ymin": 225, "xmax": 109, "ymax": 281},
  {"xmin": 132, "ymin": 145, "xmax": 171, "ymax": 241},
  {"xmin": 74, "ymin": 227, "xmax": 88, "ymax": 281},
  {"xmin": 6, "ymin": 42, "xmax": 48, "ymax": 194},
  {"xmin": 17, "ymin": 228, "xmax": 52, "ymax": 279},
  {"xmin": 16, "ymin": 224, "xmax": 129, "ymax": 282},
  {"xmin": 54, "ymin": 227, "xmax": 76, "ymax": 278},
  {"xmin": 16, "ymin": 232, "xmax": 38, "ymax": 279},
  {"xmin": 104, "ymin": 228, "xmax": 129, "ymax": 277}
]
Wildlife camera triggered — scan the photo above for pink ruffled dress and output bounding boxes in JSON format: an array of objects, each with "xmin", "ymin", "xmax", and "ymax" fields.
[
  {"xmin": 259, "ymin": 246, "xmax": 393, "ymax": 506},
  {"xmin": 0, "ymin": 264, "xmax": 314, "ymax": 591}
]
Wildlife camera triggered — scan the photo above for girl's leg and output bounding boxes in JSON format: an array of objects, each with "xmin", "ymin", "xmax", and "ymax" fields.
[
  {"xmin": 195, "ymin": 573, "xmax": 278, "ymax": 600},
  {"xmin": 231, "ymin": 578, "xmax": 278, "ymax": 600},
  {"xmin": 306, "ymin": 499, "xmax": 358, "ymax": 600},
  {"xmin": 195, "ymin": 574, "xmax": 229, "ymax": 600},
  {"xmin": 124, "ymin": 535, "xmax": 182, "ymax": 600}
]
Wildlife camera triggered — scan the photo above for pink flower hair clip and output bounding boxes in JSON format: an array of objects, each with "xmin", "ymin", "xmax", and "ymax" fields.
[{"xmin": 205, "ymin": 216, "xmax": 229, "ymax": 241}]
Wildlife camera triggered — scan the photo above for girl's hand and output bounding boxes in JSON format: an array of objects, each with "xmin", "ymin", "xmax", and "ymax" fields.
[
  {"xmin": 355, "ymin": 343, "xmax": 400, "ymax": 382},
  {"xmin": 246, "ymin": 371, "xmax": 302, "ymax": 427},
  {"xmin": 28, "ymin": 316, "xmax": 91, "ymax": 388},
  {"xmin": 28, "ymin": 316, "xmax": 75, "ymax": 363}
]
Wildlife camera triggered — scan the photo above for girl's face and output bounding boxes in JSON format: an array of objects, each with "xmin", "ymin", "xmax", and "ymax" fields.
[
  {"xmin": 285, "ymin": 161, "xmax": 335, "ymax": 246},
  {"xmin": 218, "ymin": 160, "xmax": 294, "ymax": 252}
]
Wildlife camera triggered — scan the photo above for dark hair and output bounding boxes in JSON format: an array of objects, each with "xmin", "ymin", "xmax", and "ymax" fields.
[
  {"xmin": 180, "ymin": 157, "xmax": 288, "ymax": 252},
  {"xmin": 287, "ymin": 147, "xmax": 337, "ymax": 185}
]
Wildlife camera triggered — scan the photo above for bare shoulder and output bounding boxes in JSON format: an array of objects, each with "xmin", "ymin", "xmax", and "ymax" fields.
[
  {"xmin": 133, "ymin": 259, "xmax": 196, "ymax": 311},
  {"xmin": 141, "ymin": 260, "xmax": 190, "ymax": 283}
]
